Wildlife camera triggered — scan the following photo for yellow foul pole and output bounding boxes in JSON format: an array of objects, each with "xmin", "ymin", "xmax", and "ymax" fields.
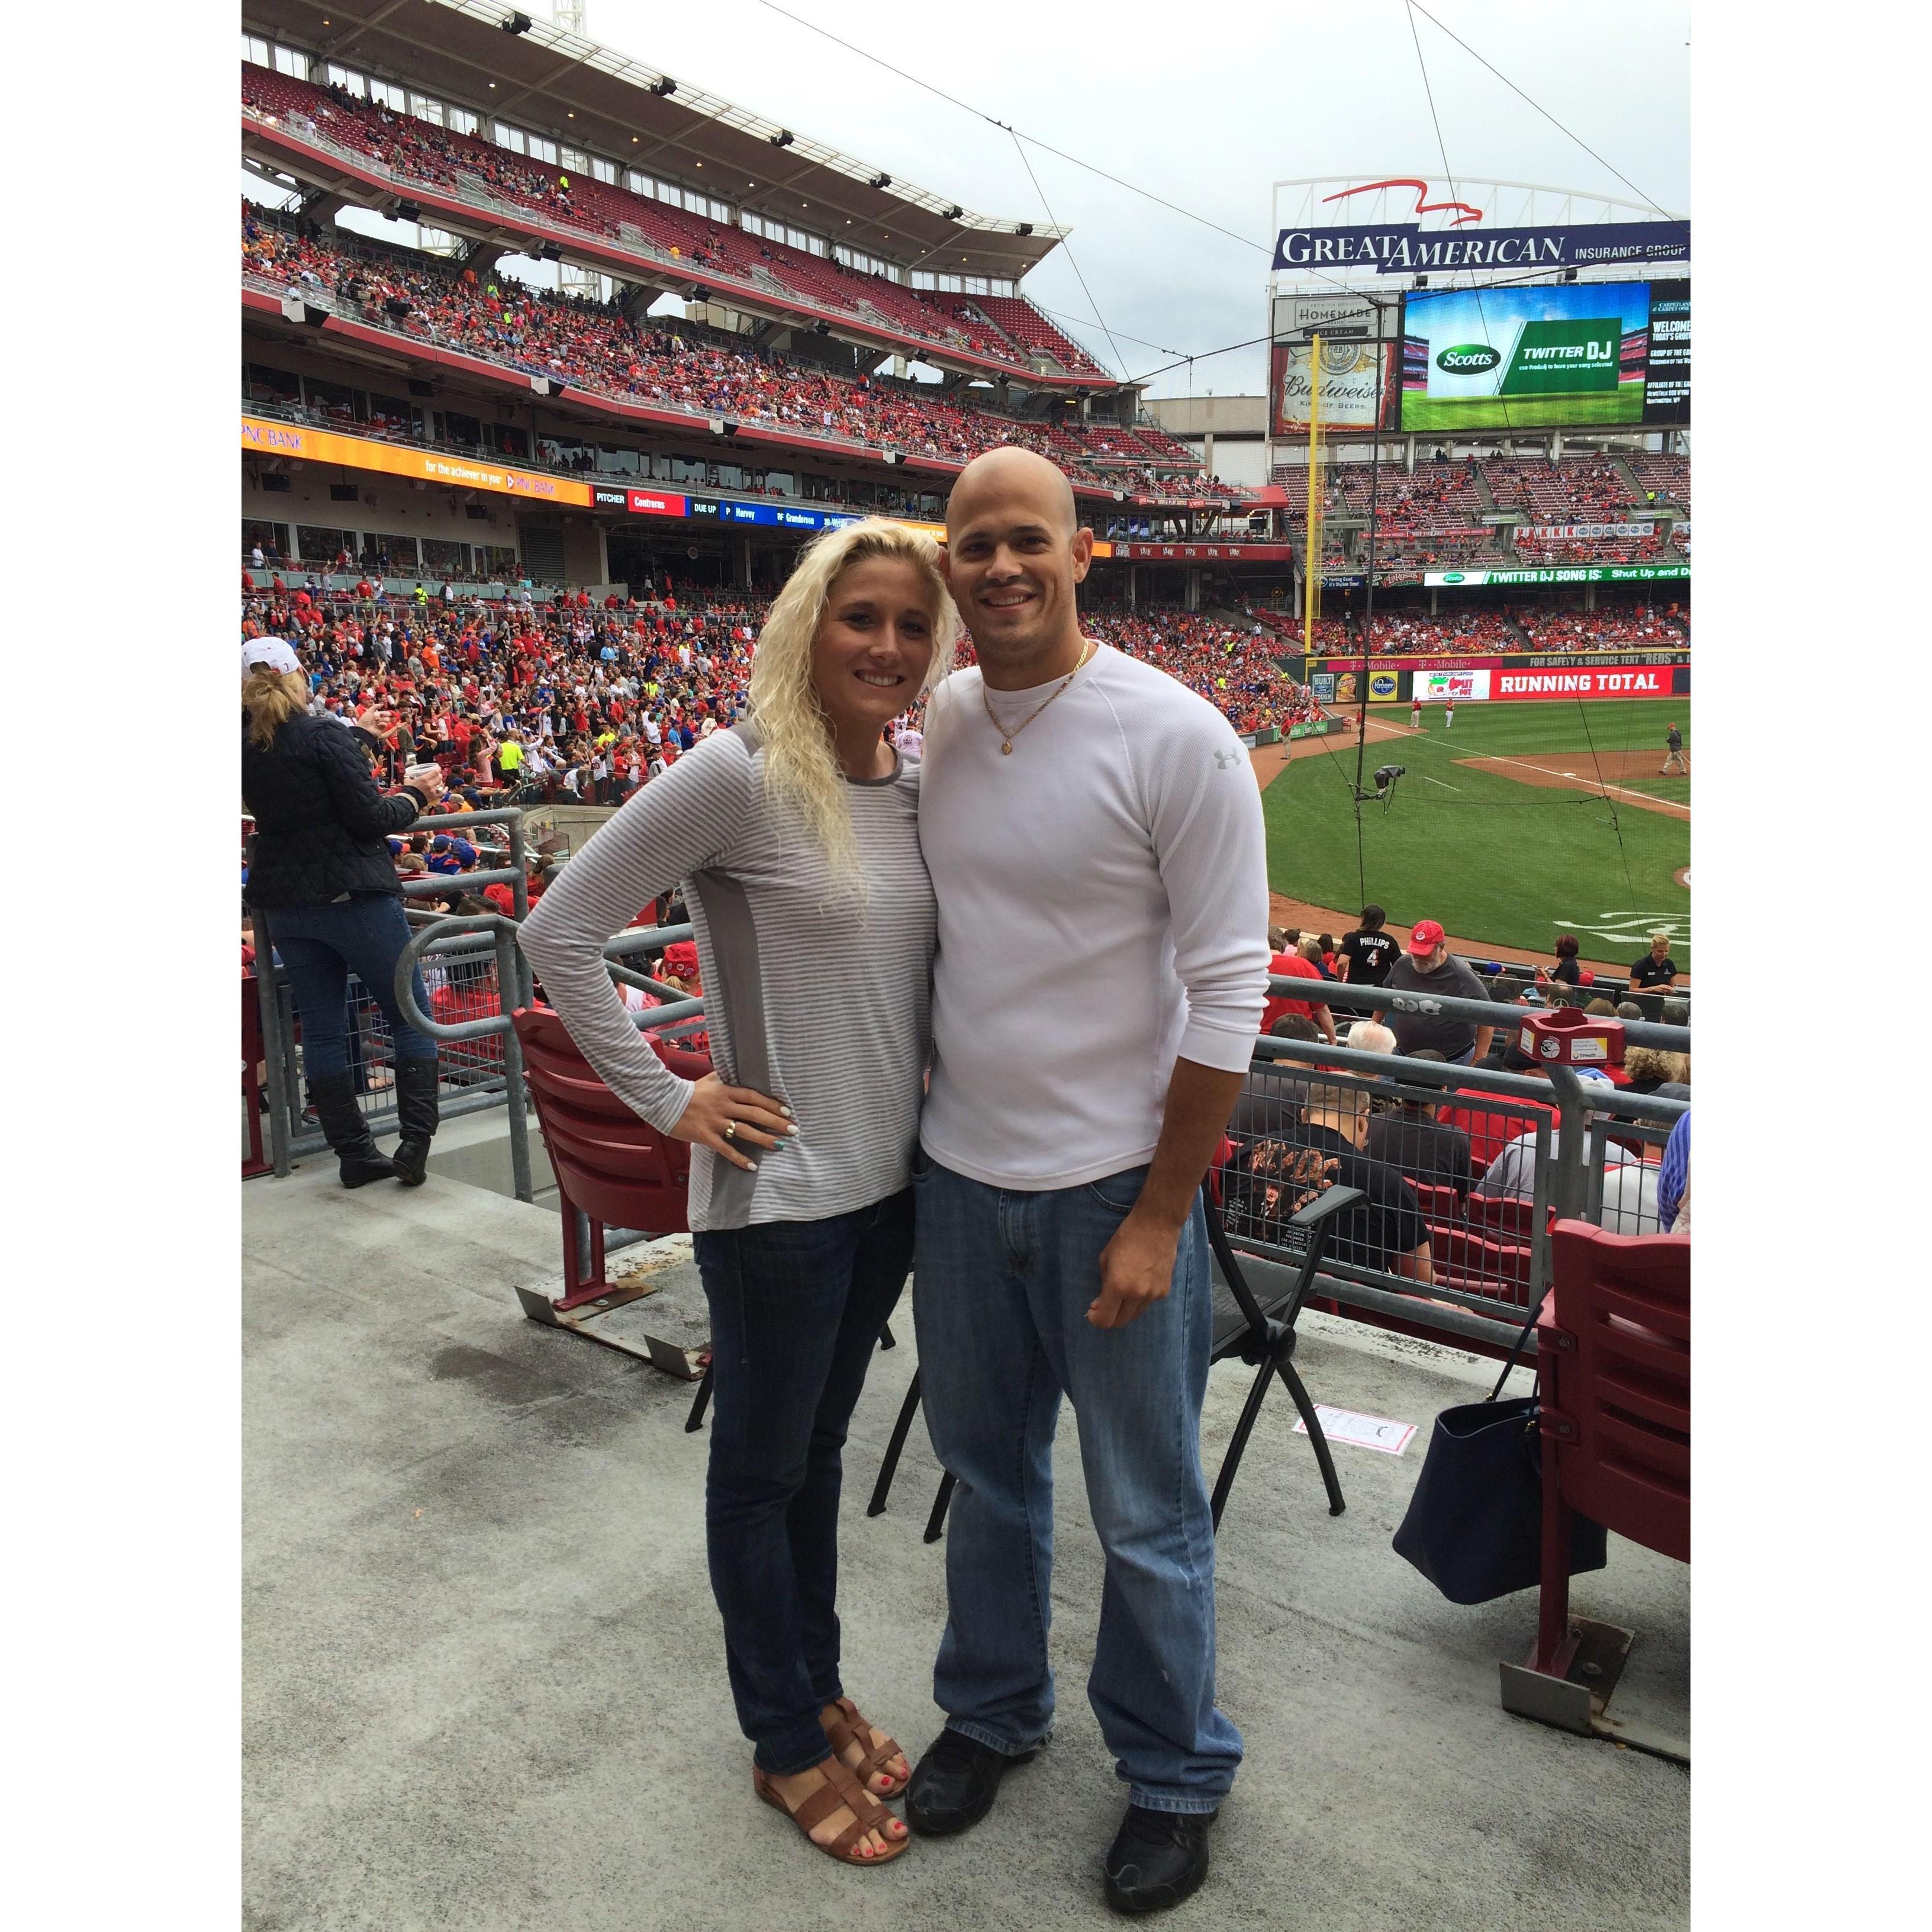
[{"xmin": 1303, "ymin": 332, "xmax": 1323, "ymax": 658}]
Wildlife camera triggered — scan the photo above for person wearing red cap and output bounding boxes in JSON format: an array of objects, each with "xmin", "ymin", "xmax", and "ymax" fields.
[{"xmin": 1374, "ymin": 919, "xmax": 1493, "ymax": 1064}]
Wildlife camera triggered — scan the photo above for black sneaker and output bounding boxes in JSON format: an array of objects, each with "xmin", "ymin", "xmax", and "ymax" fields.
[
  {"xmin": 1103, "ymin": 1804, "xmax": 1218, "ymax": 1915},
  {"xmin": 903, "ymin": 1727, "xmax": 1041, "ymax": 1837}
]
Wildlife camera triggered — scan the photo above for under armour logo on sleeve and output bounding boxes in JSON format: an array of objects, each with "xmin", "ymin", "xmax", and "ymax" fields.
[{"xmin": 1213, "ymin": 746, "xmax": 1242, "ymax": 770}]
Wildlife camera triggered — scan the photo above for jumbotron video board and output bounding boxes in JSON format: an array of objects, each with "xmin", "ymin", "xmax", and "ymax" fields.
[{"xmin": 1398, "ymin": 279, "xmax": 1689, "ymax": 431}]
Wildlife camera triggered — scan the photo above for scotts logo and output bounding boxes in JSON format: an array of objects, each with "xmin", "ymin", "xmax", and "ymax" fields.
[{"xmin": 1436, "ymin": 343, "xmax": 1502, "ymax": 372}]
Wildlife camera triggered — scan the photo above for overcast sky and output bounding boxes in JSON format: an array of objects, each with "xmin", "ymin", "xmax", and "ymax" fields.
[{"xmin": 578, "ymin": 0, "xmax": 1689, "ymax": 397}]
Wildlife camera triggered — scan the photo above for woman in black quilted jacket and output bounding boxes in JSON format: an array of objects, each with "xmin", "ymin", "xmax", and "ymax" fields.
[{"xmin": 242, "ymin": 639, "xmax": 447, "ymax": 1187}]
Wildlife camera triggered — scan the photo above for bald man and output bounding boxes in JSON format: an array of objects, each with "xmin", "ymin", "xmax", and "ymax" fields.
[{"xmin": 904, "ymin": 448, "xmax": 1268, "ymax": 1913}]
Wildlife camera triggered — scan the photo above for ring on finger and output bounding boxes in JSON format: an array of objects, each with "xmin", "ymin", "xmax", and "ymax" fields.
[{"xmin": 722, "ymin": 1120, "xmax": 737, "ymax": 1141}]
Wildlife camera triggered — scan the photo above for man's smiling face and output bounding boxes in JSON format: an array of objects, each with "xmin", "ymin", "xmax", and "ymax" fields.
[{"xmin": 943, "ymin": 448, "xmax": 1093, "ymax": 680}]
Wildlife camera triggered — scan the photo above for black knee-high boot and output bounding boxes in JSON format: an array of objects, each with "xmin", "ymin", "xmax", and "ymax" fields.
[
  {"xmin": 390, "ymin": 1058, "xmax": 442, "ymax": 1187},
  {"xmin": 308, "ymin": 1071, "xmax": 394, "ymax": 1188}
]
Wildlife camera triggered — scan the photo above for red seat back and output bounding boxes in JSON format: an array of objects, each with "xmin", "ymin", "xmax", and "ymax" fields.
[
  {"xmin": 1429, "ymin": 1223, "xmax": 1534, "ymax": 1299},
  {"xmin": 1467, "ymin": 1191, "xmax": 1540, "ymax": 1242},
  {"xmin": 511, "ymin": 1005, "xmax": 710, "ymax": 1235},
  {"xmin": 1409, "ymin": 1180, "xmax": 1464, "ymax": 1226},
  {"xmin": 1544, "ymin": 1220, "xmax": 1690, "ymax": 1562}
]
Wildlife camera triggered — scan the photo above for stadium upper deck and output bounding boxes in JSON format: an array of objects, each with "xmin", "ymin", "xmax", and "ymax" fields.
[
  {"xmin": 241, "ymin": 1, "xmax": 1113, "ymax": 387},
  {"xmin": 240, "ymin": 208, "xmax": 1238, "ymax": 513}
]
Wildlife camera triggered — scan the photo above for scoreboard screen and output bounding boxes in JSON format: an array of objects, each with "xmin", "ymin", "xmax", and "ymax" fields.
[{"xmin": 1398, "ymin": 279, "xmax": 1690, "ymax": 431}]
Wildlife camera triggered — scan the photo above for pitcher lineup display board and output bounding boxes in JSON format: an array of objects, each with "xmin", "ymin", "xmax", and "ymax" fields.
[{"xmin": 1399, "ymin": 281, "xmax": 1690, "ymax": 431}]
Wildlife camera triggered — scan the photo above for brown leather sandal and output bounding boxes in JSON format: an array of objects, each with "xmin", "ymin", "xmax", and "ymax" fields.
[
  {"xmin": 752, "ymin": 1756, "xmax": 910, "ymax": 1866},
  {"xmin": 820, "ymin": 1696, "xmax": 909, "ymax": 1797}
]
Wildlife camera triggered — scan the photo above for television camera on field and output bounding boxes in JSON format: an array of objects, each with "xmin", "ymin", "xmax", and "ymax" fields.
[{"xmin": 1355, "ymin": 763, "xmax": 1405, "ymax": 812}]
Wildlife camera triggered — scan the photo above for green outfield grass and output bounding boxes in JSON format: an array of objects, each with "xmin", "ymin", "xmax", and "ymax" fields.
[
  {"xmin": 1398, "ymin": 384, "xmax": 1645, "ymax": 432},
  {"xmin": 1263, "ymin": 700, "xmax": 1690, "ymax": 968}
]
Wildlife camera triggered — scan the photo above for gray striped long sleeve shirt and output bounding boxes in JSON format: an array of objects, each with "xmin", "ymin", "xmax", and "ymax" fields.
[{"xmin": 517, "ymin": 725, "xmax": 935, "ymax": 1230}]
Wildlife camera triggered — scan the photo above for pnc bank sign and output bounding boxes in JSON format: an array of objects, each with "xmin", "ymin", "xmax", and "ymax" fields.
[{"xmin": 1274, "ymin": 182, "xmax": 1689, "ymax": 276}]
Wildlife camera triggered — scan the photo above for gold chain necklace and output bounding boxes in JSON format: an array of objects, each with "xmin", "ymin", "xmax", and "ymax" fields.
[{"xmin": 980, "ymin": 640, "xmax": 1095, "ymax": 755}]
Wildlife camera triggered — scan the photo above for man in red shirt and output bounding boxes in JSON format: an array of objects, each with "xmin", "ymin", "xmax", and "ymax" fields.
[{"xmin": 1261, "ymin": 932, "xmax": 1337, "ymax": 1044}]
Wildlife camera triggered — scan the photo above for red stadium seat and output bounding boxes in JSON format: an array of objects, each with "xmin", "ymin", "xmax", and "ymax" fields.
[
  {"xmin": 511, "ymin": 1004, "xmax": 709, "ymax": 1315},
  {"xmin": 1428, "ymin": 1223, "xmax": 1534, "ymax": 1300},
  {"xmin": 1499, "ymin": 1219, "xmax": 1690, "ymax": 1749}
]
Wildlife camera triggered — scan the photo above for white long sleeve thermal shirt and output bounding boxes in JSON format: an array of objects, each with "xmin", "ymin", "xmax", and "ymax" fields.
[{"xmin": 917, "ymin": 642, "xmax": 1271, "ymax": 1190}]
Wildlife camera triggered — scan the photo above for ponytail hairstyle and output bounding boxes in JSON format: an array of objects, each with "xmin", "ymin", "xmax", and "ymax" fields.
[
  {"xmin": 746, "ymin": 517, "xmax": 959, "ymax": 878},
  {"xmin": 243, "ymin": 668, "xmax": 311, "ymax": 751}
]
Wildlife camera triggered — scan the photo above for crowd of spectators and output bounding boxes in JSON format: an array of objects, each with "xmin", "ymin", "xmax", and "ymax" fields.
[
  {"xmin": 242, "ymin": 570, "xmax": 768, "ymax": 814},
  {"xmin": 243, "ymin": 66, "xmax": 1113, "ymax": 380},
  {"xmin": 1512, "ymin": 606, "xmax": 1688, "ymax": 650},
  {"xmin": 243, "ymin": 207, "xmax": 1236, "ymax": 503},
  {"xmin": 1287, "ymin": 600, "xmax": 1688, "ymax": 658},
  {"xmin": 1083, "ymin": 611, "xmax": 1320, "ymax": 735},
  {"xmin": 1274, "ymin": 452, "xmax": 1692, "ymax": 571},
  {"xmin": 238, "ymin": 565, "xmax": 1326, "ymax": 823}
]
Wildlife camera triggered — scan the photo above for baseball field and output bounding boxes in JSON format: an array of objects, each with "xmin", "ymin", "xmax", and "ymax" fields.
[{"xmin": 1258, "ymin": 699, "xmax": 1690, "ymax": 971}]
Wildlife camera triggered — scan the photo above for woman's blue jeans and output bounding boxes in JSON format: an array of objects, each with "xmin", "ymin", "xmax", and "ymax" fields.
[
  {"xmin": 268, "ymin": 893, "xmax": 438, "ymax": 1081},
  {"xmin": 692, "ymin": 1189, "xmax": 913, "ymax": 1774}
]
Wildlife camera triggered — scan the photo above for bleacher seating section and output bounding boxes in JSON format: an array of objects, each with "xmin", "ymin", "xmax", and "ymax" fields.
[
  {"xmin": 241, "ymin": 207, "xmax": 1238, "ymax": 503},
  {"xmin": 243, "ymin": 67, "xmax": 1111, "ymax": 385},
  {"xmin": 1267, "ymin": 455, "xmax": 1690, "ymax": 569}
]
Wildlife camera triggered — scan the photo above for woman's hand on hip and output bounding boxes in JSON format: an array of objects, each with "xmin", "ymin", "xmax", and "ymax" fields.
[{"xmin": 672, "ymin": 1073, "xmax": 794, "ymax": 1171}]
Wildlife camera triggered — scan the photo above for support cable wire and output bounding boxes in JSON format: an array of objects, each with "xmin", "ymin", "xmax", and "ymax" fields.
[
  {"xmin": 1573, "ymin": 690, "xmax": 1640, "ymax": 909},
  {"xmin": 1006, "ymin": 130, "xmax": 1128, "ymax": 382},
  {"xmin": 1404, "ymin": 1, "xmax": 1522, "ymax": 437},
  {"xmin": 750, "ymin": 0, "xmax": 1616, "ymax": 388},
  {"xmin": 750, "ymin": 0, "xmax": 1271, "ymax": 256},
  {"xmin": 1405, "ymin": 11, "xmax": 1646, "ymax": 913},
  {"xmin": 1405, "ymin": 0, "xmax": 1679, "ymax": 219}
]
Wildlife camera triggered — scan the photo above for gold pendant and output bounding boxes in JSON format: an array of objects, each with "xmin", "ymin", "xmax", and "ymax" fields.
[{"xmin": 1000, "ymin": 741, "xmax": 1012, "ymax": 755}]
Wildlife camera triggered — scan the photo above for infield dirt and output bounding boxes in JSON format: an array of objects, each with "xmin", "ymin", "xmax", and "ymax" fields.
[{"xmin": 1452, "ymin": 749, "xmax": 1689, "ymax": 819}]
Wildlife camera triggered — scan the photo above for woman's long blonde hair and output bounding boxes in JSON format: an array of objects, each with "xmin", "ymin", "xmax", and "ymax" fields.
[
  {"xmin": 748, "ymin": 517, "xmax": 959, "ymax": 877},
  {"xmin": 243, "ymin": 667, "xmax": 311, "ymax": 750}
]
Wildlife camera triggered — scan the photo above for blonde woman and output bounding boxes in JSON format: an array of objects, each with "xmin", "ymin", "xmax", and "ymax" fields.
[
  {"xmin": 241, "ymin": 639, "xmax": 446, "ymax": 1187},
  {"xmin": 520, "ymin": 521, "xmax": 956, "ymax": 1869}
]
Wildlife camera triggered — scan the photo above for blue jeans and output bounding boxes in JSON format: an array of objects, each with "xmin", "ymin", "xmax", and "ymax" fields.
[
  {"xmin": 693, "ymin": 1189, "xmax": 913, "ymax": 1774},
  {"xmin": 912, "ymin": 1158, "xmax": 1241, "ymax": 1814},
  {"xmin": 268, "ymin": 894, "xmax": 437, "ymax": 1080}
]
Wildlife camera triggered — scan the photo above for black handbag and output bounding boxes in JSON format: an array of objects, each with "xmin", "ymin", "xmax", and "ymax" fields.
[{"xmin": 1392, "ymin": 1395, "xmax": 1607, "ymax": 1605}]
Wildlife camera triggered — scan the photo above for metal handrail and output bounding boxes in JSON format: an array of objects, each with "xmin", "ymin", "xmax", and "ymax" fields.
[
  {"xmin": 391, "ymin": 912, "xmax": 534, "ymax": 1202},
  {"xmin": 1279, "ymin": 974, "xmax": 1690, "ymax": 1052}
]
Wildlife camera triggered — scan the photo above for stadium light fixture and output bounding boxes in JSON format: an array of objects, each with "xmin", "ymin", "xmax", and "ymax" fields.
[
  {"xmin": 1015, "ymin": 222, "xmax": 1033, "ymax": 235},
  {"xmin": 870, "ymin": 173, "xmax": 891, "ymax": 189},
  {"xmin": 649, "ymin": 76, "xmax": 677, "ymax": 96},
  {"xmin": 770, "ymin": 129, "xmax": 794, "ymax": 148},
  {"xmin": 502, "ymin": 11, "xmax": 533, "ymax": 35},
  {"xmin": 945, "ymin": 205, "xmax": 962, "ymax": 220}
]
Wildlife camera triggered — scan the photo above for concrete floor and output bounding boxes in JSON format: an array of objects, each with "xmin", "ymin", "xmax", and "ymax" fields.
[{"xmin": 243, "ymin": 1153, "xmax": 1689, "ymax": 1932}]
